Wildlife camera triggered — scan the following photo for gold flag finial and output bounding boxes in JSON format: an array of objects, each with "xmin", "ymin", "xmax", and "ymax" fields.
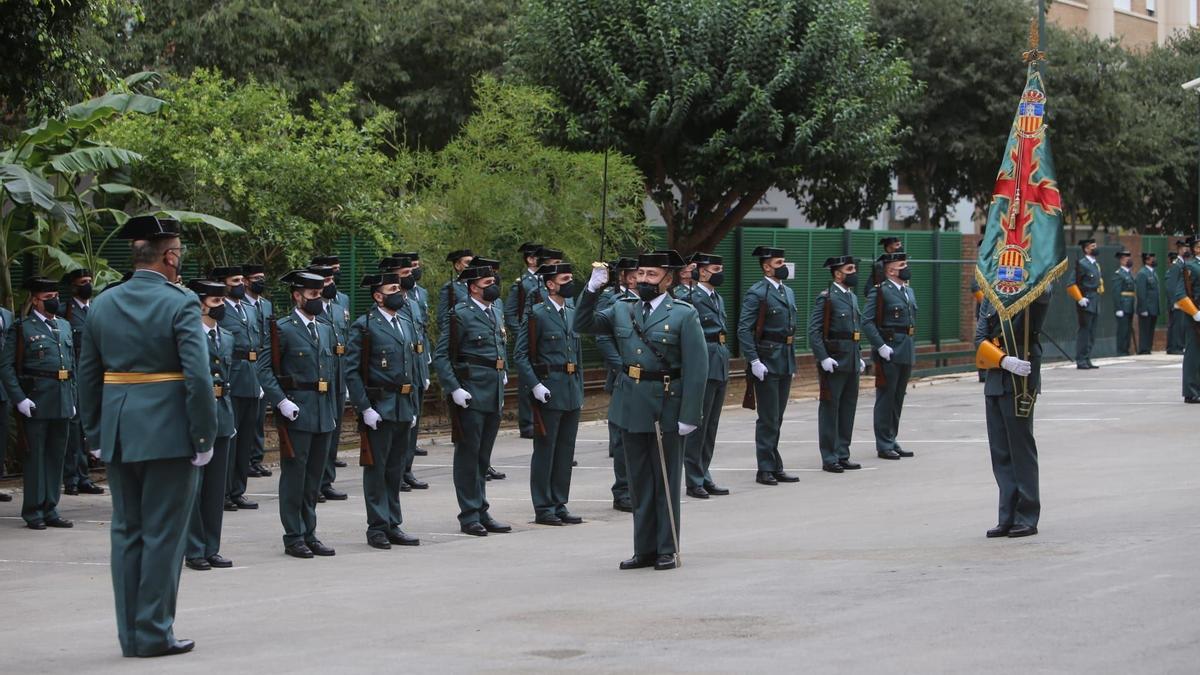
[{"xmin": 1023, "ymin": 18, "xmax": 1045, "ymax": 63}]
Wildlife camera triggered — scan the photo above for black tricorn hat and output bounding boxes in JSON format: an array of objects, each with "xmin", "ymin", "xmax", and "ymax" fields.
[
  {"xmin": 1078, "ymin": 238, "xmax": 1096, "ymax": 247},
  {"xmin": 280, "ymin": 270, "xmax": 325, "ymax": 290},
  {"xmin": 614, "ymin": 257, "xmax": 638, "ymax": 270},
  {"xmin": 187, "ymin": 279, "xmax": 227, "ymax": 298},
  {"xmin": 361, "ymin": 272, "xmax": 401, "ymax": 289},
  {"xmin": 471, "ymin": 257, "xmax": 501, "ymax": 270},
  {"xmin": 1175, "ymin": 239, "xmax": 1189, "ymax": 248},
  {"xmin": 823, "ymin": 255, "xmax": 856, "ymax": 270},
  {"xmin": 690, "ymin": 252, "xmax": 723, "ymax": 266},
  {"xmin": 241, "ymin": 263, "xmax": 265, "ymax": 275},
  {"xmin": 118, "ymin": 214, "xmax": 181, "ymax": 241},
  {"xmin": 310, "ymin": 255, "xmax": 340, "ymax": 266},
  {"xmin": 535, "ymin": 247, "xmax": 563, "ymax": 262},
  {"xmin": 446, "ymin": 249, "xmax": 474, "ymax": 263},
  {"xmin": 392, "ymin": 251, "xmax": 420, "ymax": 261},
  {"xmin": 751, "ymin": 245, "xmax": 785, "ymax": 260},
  {"xmin": 458, "ymin": 265, "xmax": 495, "ymax": 282},
  {"xmin": 879, "ymin": 252, "xmax": 907, "ymax": 264},
  {"xmin": 518, "ymin": 242, "xmax": 543, "ymax": 255},
  {"xmin": 24, "ymin": 276, "xmax": 59, "ymax": 293},
  {"xmin": 207, "ymin": 265, "xmax": 243, "ymax": 280},
  {"xmin": 536, "ymin": 263, "xmax": 573, "ymax": 278},
  {"xmin": 62, "ymin": 268, "xmax": 93, "ymax": 282},
  {"xmin": 879, "ymin": 236, "xmax": 902, "ymax": 247},
  {"xmin": 1142, "ymin": 252, "xmax": 1156, "ymax": 261},
  {"xmin": 306, "ymin": 264, "xmax": 335, "ymax": 278},
  {"xmin": 639, "ymin": 250, "xmax": 686, "ymax": 269},
  {"xmin": 1114, "ymin": 250, "xmax": 1132, "ymax": 259}
]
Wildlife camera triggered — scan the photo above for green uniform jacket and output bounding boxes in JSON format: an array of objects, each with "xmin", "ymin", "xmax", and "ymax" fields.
[
  {"xmin": 208, "ymin": 325, "xmax": 236, "ymax": 437},
  {"xmin": 1074, "ymin": 256, "xmax": 1103, "ymax": 315},
  {"xmin": 864, "ymin": 281, "xmax": 918, "ymax": 364},
  {"xmin": 437, "ymin": 279, "xmax": 470, "ymax": 331},
  {"xmin": 1111, "ymin": 267, "xmax": 1136, "ymax": 314},
  {"xmin": 514, "ymin": 298, "xmax": 585, "ymax": 411},
  {"xmin": 434, "ymin": 298, "xmax": 508, "ymax": 413},
  {"xmin": 0, "ymin": 307, "xmax": 11, "ymax": 404},
  {"xmin": 1166, "ymin": 259, "xmax": 1185, "ymax": 307},
  {"xmin": 400, "ymin": 294, "xmax": 431, "ymax": 385},
  {"xmin": 346, "ymin": 307, "xmax": 420, "ymax": 423},
  {"xmin": 807, "ymin": 285, "xmax": 863, "ymax": 375},
  {"xmin": 976, "ymin": 295, "xmax": 1049, "ymax": 396},
  {"xmin": 505, "ymin": 270, "xmax": 541, "ymax": 331},
  {"xmin": 574, "ymin": 289, "xmax": 706, "ymax": 433},
  {"xmin": 257, "ymin": 311, "xmax": 339, "ymax": 434},
  {"xmin": 1170, "ymin": 258, "xmax": 1200, "ymax": 307},
  {"xmin": 247, "ymin": 295, "xmax": 273, "ymax": 351},
  {"xmin": 1136, "ymin": 266, "xmax": 1160, "ymax": 316},
  {"xmin": 675, "ymin": 283, "xmax": 730, "ymax": 382},
  {"xmin": 216, "ymin": 300, "xmax": 259, "ymax": 397},
  {"xmin": 77, "ymin": 270, "xmax": 217, "ymax": 461},
  {"xmin": 737, "ymin": 279, "xmax": 798, "ymax": 376},
  {"xmin": 0, "ymin": 311, "xmax": 77, "ymax": 419}
]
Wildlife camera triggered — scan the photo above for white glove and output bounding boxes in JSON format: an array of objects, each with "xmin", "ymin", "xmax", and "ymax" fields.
[
  {"xmin": 586, "ymin": 264, "xmax": 609, "ymax": 292},
  {"xmin": 858, "ymin": 358, "xmax": 866, "ymax": 374},
  {"xmin": 820, "ymin": 357, "xmax": 837, "ymax": 373},
  {"xmin": 277, "ymin": 399, "xmax": 300, "ymax": 421},
  {"xmin": 411, "ymin": 416, "xmax": 417, "ymax": 426},
  {"xmin": 1115, "ymin": 310, "xmax": 1124, "ymax": 318},
  {"xmin": 89, "ymin": 448, "xmax": 101, "ymax": 459},
  {"xmin": 257, "ymin": 386, "xmax": 265, "ymax": 399},
  {"xmin": 16, "ymin": 398, "xmax": 36, "ymax": 418},
  {"xmin": 1140, "ymin": 311, "xmax": 1149, "ymax": 317},
  {"xmin": 878, "ymin": 344, "xmax": 894, "ymax": 361},
  {"xmin": 191, "ymin": 449, "xmax": 214, "ymax": 467},
  {"xmin": 1077, "ymin": 298, "xmax": 1089, "ymax": 308},
  {"xmin": 451, "ymin": 388, "xmax": 472, "ymax": 408},
  {"xmin": 532, "ymin": 383, "xmax": 552, "ymax": 403},
  {"xmin": 71, "ymin": 405, "xmax": 76, "ymax": 416},
  {"xmin": 424, "ymin": 378, "xmax": 430, "ymax": 388},
  {"xmin": 1192, "ymin": 310, "xmax": 1200, "ymax": 322},
  {"xmin": 362, "ymin": 408, "xmax": 382, "ymax": 430},
  {"xmin": 750, "ymin": 360, "xmax": 768, "ymax": 381},
  {"xmin": 1000, "ymin": 356, "xmax": 1032, "ymax": 377},
  {"xmin": 502, "ymin": 371, "xmax": 508, "ymax": 386},
  {"xmin": 677, "ymin": 422, "xmax": 697, "ymax": 436}
]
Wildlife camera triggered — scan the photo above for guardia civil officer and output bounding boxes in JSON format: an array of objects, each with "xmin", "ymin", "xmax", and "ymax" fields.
[
  {"xmin": 1111, "ymin": 250, "xmax": 1135, "ymax": 356},
  {"xmin": 257, "ymin": 271, "xmax": 339, "ymax": 558},
  {"xmin": 308, "ymin": 263, "xmax": 351, "ymax": 502},
  {"xmin": 62, "ymin": 267, "xmax": 104, "ymax": 495},
  {"xmin": 506, "ymin": 242, "xmax": 544, "ymax": 439},
  {"xmin": 209, "ymin": 265, "xmax": 260, "ymax": 511},
  {"xmin": 596, "ymin": 258, "xmax": 639, "ymax": 512},
  {"xmin": 184, "ymin": 279, "xmax": 236, "ymax": 571},
  {"xmin": 241, "ymin": 263, "xmax": 274, "ymax": 478},
  {"xmin": 311, "ymin": 254, "xmax": 351, "ymax": 308},
  {"xmin": 0, "ymin": 302, "xmax": 12, "ymax": 503},
  {"xmin": 864, "ymin": 252, "xmax": 917, "ymax": 460},
  {"xmin": 438, "ymin": 249, "xmax": 474, "ymax": 330},
  {"xmin": 1135, "ymin": 252, "xmax": 1159, "ymax": 355},
  {"xmin": 576, "ymin": 251, "xmax": 706, "ymax": 571},
  {"xmin": 809, "ymin": 256, "xmax": 866, "ymax": 474},
  {"xmin": 515, "ymin": 263, "xmax": 584, "ymax": 525},
  {"xmin": 1166, "ymin": 241, "xmax": 1190, "ymax": 354},
  {"xmin": 1169, "ymin": 236, "xmax": 1200, "ymax": 403},
  {"xmin": 1067, "ymin": 239, "xmax": 1103, "ymax": 369},
  {"xmin": 77, "ymin": 215, "xmax": 217, "ymax": 657},
  {"xmin": 870, "ymin": 236, "xmax": 904, "ymax": 287},
  {"xmin": 346, "ymin": 272, "xmax": 421, "ymax": 549},
  {"xmin": 738, "ymin": 246, "xmax": 801, "ymax": 486},
  {"xmin": 0, "ymin": 276, "xmax": 78, "ymax": 529},
  {"xmin": 392, "ymin": 250, "xmax": 434, "ymax": 466}
]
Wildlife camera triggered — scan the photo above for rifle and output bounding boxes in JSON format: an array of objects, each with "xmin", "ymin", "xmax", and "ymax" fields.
[
  {"xmin": 446, "ymin": 307, "xmax": 463, "ymax": 444},
  {"xmin": 527, "ymin": 310, "xmax": 547, "ymax": 438},
  {"xmin": 741, "ymin": 295, "xmax": 766, "ymax": 410},
  {"xmin": 1186, "ymin": 267, "xmax": 1200, "ymax": 341},
  {"xmin": 357, "ymin": 322, "xmax": 374, "ymax": 467},
  {"xmin": 873, "ymin": 284, "xmax": 887, "ymax": 390},
  {"xmin": 818, "ymin": 292, "xmax": 832, "ymax": 402},
  {"xmin": 14, "ymin": 318, "xmax": 27, "ymax": 454},
  {"xmin": 270, "ymin": 321, "xmax": 296, "ymax": 460}
]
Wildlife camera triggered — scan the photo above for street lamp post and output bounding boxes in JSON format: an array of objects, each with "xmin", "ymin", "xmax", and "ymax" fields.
[{"xmin": 1183, "ymin": 77, "xmax": 1200, "ymax": 236}]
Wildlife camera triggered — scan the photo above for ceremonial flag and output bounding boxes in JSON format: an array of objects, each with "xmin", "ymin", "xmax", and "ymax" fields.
[{"xmin": 975, "ymin": 66, "xmax": 1066, "ymax": 321}]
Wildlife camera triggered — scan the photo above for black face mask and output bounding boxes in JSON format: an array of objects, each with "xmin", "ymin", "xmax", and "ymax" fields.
[
  {"xmin": 411, "ymin": 268, "xmax": 423, "ymax": 283},
  {"xmin": 555, "ymin": 280, "xmax": 578, "ymax": 299},
  {"xmin": 321, "ymin": 284, "xmax": 338, "ymax": 300},
  {"xmin": 898, "ymin": 268, "xmax": 912, "ymax": 282},
  {"xmin": 636, "ymin": 282, "xmax": 661, "ymax": 302},
  {"xmin": 206, "ymin": 303, "xmax": 226, "ymax": 321},
  {"xmin": 303, "ymin": 297, "xmax": 325, "ymax": 316},
  {"xmin": 249, "ymin": 279, "xmax": 266, "ymax": 295},
  {"xmin": 772, "ymin": 265, "xmax": 790, "ymax": 281},
  {"xmin": 480, "ymin": 284, "xmax": 501, "ymax": 303},
  {"xmin": 707, "ymin": 272, "xmax": 725, "ymax": 286},
  {"xmin": 229, "ymin": 284, "xmax": 246, "ymax": 300},
  {"xmin": 76, "ymin": 283, "xmax": 93, "ymax": 300},
  {"xmin": 842, "ymin": 272, "xmax": 859, "ymax": 289},
  {"xmin": 332, "ymin": 271, "xmax": 342, "ymax": 284},
  {"xmin": 400, "ymin": 276, "xmax": 416, "ymax": 290},
  {"xmin": 41, "ymin": 297, "xmax": 61, "ymax": 316},
  {"xmin": 383, "ymin": 291, "xmax": 407, "ymax": 311}
]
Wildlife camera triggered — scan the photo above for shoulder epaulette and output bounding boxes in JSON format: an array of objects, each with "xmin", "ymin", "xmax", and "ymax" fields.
[
  {"xmin": 164, "ymin": 282, "xmax": 189, "ymax": 294},
  {"xmin": 819, "ymin": 289, "xmax": 829, "ymax": 297},
  {"xmin": 617, "ymin": 296, "xmax": 639, "ymax": 303},
  {"xmin": 672, "ymin": 298, "xmax": 693, "ymax": 307}
]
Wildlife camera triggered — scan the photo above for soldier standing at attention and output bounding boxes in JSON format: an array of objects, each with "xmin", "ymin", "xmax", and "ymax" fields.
[
  {"xmin": 1111, "ymin": 250, "xmax": 1136, "ymax": 356},
  {"xmin": 241, "ymin": 263, "xmax": 274, "ymax": 479},
  {"xmin": 209, "ymin": 265, "xmax": 260, "ymax": 512},
  {"xmin": 308, "ymin": 263, "xmax": 351, "ymax": 502},
  {"xmin": 184, "ymin": 279, "xmax": 236, "ymax": 571},
  {"xmin": 576, "ymin": 251, "xmax": 705, "ymax": 571},
  {"xmin": 346, "ymin": 272, "xmax": 421, "ymax": 550},
  {"xmin": 1166, "ymin": 241, "xmax": 1190, "ymax": 354},
  {"xmin": 1, "ymin": 277, "xmax": 79, "ymax": 529},
  {"xmin": 257, "ymin": 271, "xmax": 339, "ymax": 558},
  {"xmin": 62, "ymin": 268, "xmax": 104, "ymax": 496},
  {"xmin": 392, "ymin": 251, "xmax": 434, "ymax": 464},
  {"xmin": 515, "ymin": 262, "xmax": 585, "ymax": 525},
  {"xmin": 675, "ymin": 252, "xmax": 730, "ymax": 499},
  {"xmin": 1067, "ymin": 238, "xmax": 1103, "ymax": 369},
  {"xmin": 506, "ymin": 242, "xmax": 544, "ymax": 439},
  {"xmin": 0, "ymin": 302, "xmax": 11, "ymax": 502},
  {"xmin": 597, "ymin": 258, "xmax": 638, "ymax": 512},
  {"xmin": 382, "ymin": 255, "xmax": 431, "ymax": 491},
  {"xmin": 435, "ymin": 260, "xmax": 513, "ymax": 536},
  {"xmin": 870, "ymin": 237, "xmax": 904, "ymax": 287},
  {"xmin": 438, "ymin": 249, "xmax": 474, "ymax": 330},
  {"xmin": 809, "ymin": 256, "xmax": 866, "ymax": 474},
  {"xmin": 738, "ymin": 245, "xmax": 801, "ymax": 486},
  {"xmin": 77, "ymin": 215, "xmax": 217, "ymax": 657},
  {"xmin": 1135, "ymin": 252, "xmax": 1160, "ymax": 355},
  {"xmin": 864, "ymin": 252, "xmax": 917, "ymax": 461},
  {"xmin": 1170, "ymin": 236, "xmax": 1200, "ymax": 403}
]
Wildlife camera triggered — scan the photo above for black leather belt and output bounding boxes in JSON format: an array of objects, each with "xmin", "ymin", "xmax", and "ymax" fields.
[
  {"xmin": 705, "ymin": 331, "xmax": 727, "ymax": 344},
  {"xmin": 534, "ymin": 363, "xmax": 578, "ymax": 377},
  {"xmin": 233, "ymin": 349, "xmax": 258, "ymax": 361},
  {"xmin": 458, "ymin": 355, "xmax": 505, "ymax": 370},
  {"xmin": 367, "ymin": 381, "xmax": 414, "ymax": 397},
  {"xmin": 881, "ymin": 327, "xmax": 915, "ymax": 340},
  {"xmin": 623, "ymin": 365, "xmax": 680, "ymax": 382},
  {"xmin": 23, "ymin": 367, "xmax": 72, "ymax": 381},
  {"xmin": 827, "ymin": 331, "xmax": 861, "ymax": 341},
  {"xmin": 760, "ymin": 331, "xmax": 794, "ymax": 344},
  {"xmin": 280, "ymin": 377, "xmax": 330, "ymax": 393}
]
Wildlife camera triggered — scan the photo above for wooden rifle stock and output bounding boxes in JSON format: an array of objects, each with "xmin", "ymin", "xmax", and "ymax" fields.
[
  {"xmin": 270, "ymin": 321, "xmax": 296, "ymax": 460},
  {"xmin": 527, "ymin": 311, "xmax": 547, "ymax": 438},
  {"xmin": 741, "ymin": 298, "xmax": 767, "ymax": 410}
]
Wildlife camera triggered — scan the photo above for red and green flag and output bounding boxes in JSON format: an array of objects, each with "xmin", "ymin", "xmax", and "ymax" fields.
[{"xmin": 975, "ymin": 66, "xmax": 1067, "ymax": 320}]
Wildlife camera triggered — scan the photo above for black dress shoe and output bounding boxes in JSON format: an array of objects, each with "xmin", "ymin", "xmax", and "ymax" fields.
[
  {"xmin": 320, "ymin": 487, "xmax": 348, "ymax": 501},
  {"xmin": 894, "ymin": 448, "xmax": 914, "ymax": 458},
  {"xmin": 482, "ymin": 518, "xmax": 512, "ymax": 533},
  {"xmin": 206, "ymin": 554, "xmax": 233, "ymax": 568},
  {"xmin": 223, "ymin": 499, "xmax": 238, "ymax": 511},
  {"xmin": 1088, "ymin": 362, "xmax": 1099, "ymax": 369},
  {"xmin": 252, "ymin": 463, "xmax": 272, "ymax": 477},
  {"xmin": 139, "ymin": 638, "xmax": 195, "ymax": 657},
  {"xmin": 839, "ymin": 459, "xmax": 862, "ymax": 470},
  {"xmin": 285, "ymin": 542, "xmax": 314, "ymax": 558},
  {"xmin": 232, "ymin": 496, "xmax": 259, "ymax": 509},
  {"xmin": 316, "ymin": 493, "xmax": 327, "ymax": 503},
  {"xmin": 613, "ymin": 498, "xmax": 633, "ymax": 513},
  {"xmin": 0, "ymin": 492, "xmax": 12, "ymax": 502},
  {"xmin": 519, "ymin": 429, "xmax": 535, "ymax": 439},
  {"xmin": 877, "ymin": 450, "xmax": 901, "ymax": 460},
  {"xmin": 400, "ymin": 483, "xmax": 412, "ymax": 492},
  {"xmin": 619, "ymin": 554, "xmax": 655, "ymax": 570},
  {"xmin": 756, "ymin": 471, "xmax": 778, "ymax": 485},
  {"xmin": 414, "ymin": 446, "xmax": 428, "ymax": 456},
  {"xmin": 79, "ymin": 480, "xmax": 105, "ymax": 494},
  {"xmin": 333, "ymin": 459, "xmax": 348, "ymax": 468},
  {"xmin": 185, "ymin": 557, "xmax": 212, "ymax": 571},
  {"xmin": 1007, "ymin": 525, "xmax": 1038, "ymax": 538},
  {"xmin": 45, "ymin": 517, "xmax": 74, "ymax": 528},
  {"xmin": 387, "ymin": 528, "xmax": 420, "ymax": 546},
  {"xmin": 686, "ymin": 486, "xmax": 710, "ymax": 499},
  {"xmin": 307, "ymin": 540, "xmax": 336, "ymax": 556},
  {"xmin": 535, "ymin": 515, "xmax": 565, "ymax": 526},
  {"xmin": 404, "ymin": 473, "xmax": 428, "ymax": 489},
  {"xmin": 654, "ymin": 554, "xmax": 677, "ymax": 571},
  {"xmin": 558, "ymin": 512, "xmax": 583, "ymax": 525},
  {"xmin": 1185, "ymin": 398, "xmax": 1200, "ymax": 404},
  {"xmin": 64, "ymin": 484, "xmax": 80, "ymax": 495},
  {"xmin": 486, "ymin": 466, "xmax": 506, "ymax": 480},
  {"xmin": 461, "ymin": 522, "xmax": 488, "ymax": 536},
  {"xmin": 704, "ymin": 482, "xmax": 730, "ymax": 496},
  {"xmin": 986, "ymin": 524, "xmax": 1012, "ymax": 538},
  {"xmin": 822, "ymin": 463, "xmax": 844, "ymax": 474},
  {"xmin": 572, "ymin": 459, "xmax": 578, "ymax": 466},
  {"xmin": 1076, "ymin": 364, "xmax": 1089, "ymax": 370},
  {"xmin": 246, "ymin": 464, "xmax": 264, "ymax": 478},
  {"xmin": 27, "ymin": 520, "xmax": 47, "ymax": 530},
  {"xmin": 773, "ymin": 471, "xmax": 799, "ymax": 483},
  {"xmin": 367, "ymin": 532, "xmax": 392, "ymax": 550}
]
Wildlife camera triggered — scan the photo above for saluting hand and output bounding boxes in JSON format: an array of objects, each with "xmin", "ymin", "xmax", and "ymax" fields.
[{"xmin": 586, "ymin": 264, "xmax": 608, "ymax": 292}]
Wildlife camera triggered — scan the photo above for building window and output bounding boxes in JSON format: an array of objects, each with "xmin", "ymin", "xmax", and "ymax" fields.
[
  {"xmin": 1113, "ymin": 0, "xmax": 1131, "ymax": 10},
  {"xmin": 1193, "ymin": 0, "xmax": 1198, "ymax": 27},
  {"xmin": 1147, "ymin": 0, "xmax": 1156, "ymax": 17}
]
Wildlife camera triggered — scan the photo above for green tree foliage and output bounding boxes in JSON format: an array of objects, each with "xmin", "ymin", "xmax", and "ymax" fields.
[{"xmin": 509, "ymin": 0, "xmax": 914, "ymax": 250}]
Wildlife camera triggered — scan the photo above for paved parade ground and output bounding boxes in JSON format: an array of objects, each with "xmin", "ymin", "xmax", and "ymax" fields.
[{"xmin": 2, "ymin": 354, "xmax": 1197, "ymax": 673}]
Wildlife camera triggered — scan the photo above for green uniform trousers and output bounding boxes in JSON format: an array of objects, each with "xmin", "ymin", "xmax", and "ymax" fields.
[
  {"xmin": 622, "ymin": 428, "xmax": 682, "ymax": 556},
  {"xmin": 609, "ymin": 420, "xmax": 628, "ymax": 500},
  {"xmin": 405, "ymin": 384, "xmax": 425, "ymax": 475},
  {"xmin": 107, "ymin": 457, "xmax": 199, "ymax": 657},
  {"xmin": 187, "ymin": 435, "xmax": 232, "ymax": 560},
  {"xmin": 1183, "ymin": 326, "xmax": 1200, "ymax": 400},
  {"xmin": 251, "ymin": 397, "xmax": 267, "ymax": 464},
  {"xmin": 226, "ymin": 395, "xmax": 259, "ymax": 499},
  {"xmin": 321, "ymin": 408, "xmax": 344, "ymax": 491},
  {"xmin": 21, "ymin": 418, "xmax": 70, "ymax": 524},
  {"xmin": 685, "ymin": 379, "xmax": 725, "ymax": 489},
  {"xmin": 517, "ymin": 382, "xmax": 534, "ymax": 436},
  {"xmin": 530, "ymin": 407, "xmax": 579, "ymax": 519},
  {"xmin": 873, "ymin": 360, "xmax": 912, "ymax": 453},
  {"xmin": 64, "ymin": 417, "xmax": 90, "ymax": 488},
  {"xmin": 1075, "ymin": 311, "xmax": 1097, "ymax": 366},
  {"xmin": 753, "ymin": 374, "xmax": 792, "ymax": 472},
  {"xmin": 278, "ymin": 429, "xmax": 332, "ymax": 547},
  {"xmin": 1168, "ymin": 309, "xmax": 1187, "ymax": 353},
  {"xmin": 1115, "ymin": 314, "xmax": 1133, "ymax": 355},
  {"xmin": 362, "ymin": 420, "xmax": 411, "ymax": 535},
  {"xmin": 1137, "ymin": 314, "xmax": 1156, "ymax": 354},
  {"xmin": 453, "ymin": 408, "xmax": 500, "ymax": 525},
  {"xmin": 985, "ymin": 394, "xmax": 1040, "ymax": 528},
  {"xmin": 818, "ymin": 371, "xmax": 858, "ymax": 465}
]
